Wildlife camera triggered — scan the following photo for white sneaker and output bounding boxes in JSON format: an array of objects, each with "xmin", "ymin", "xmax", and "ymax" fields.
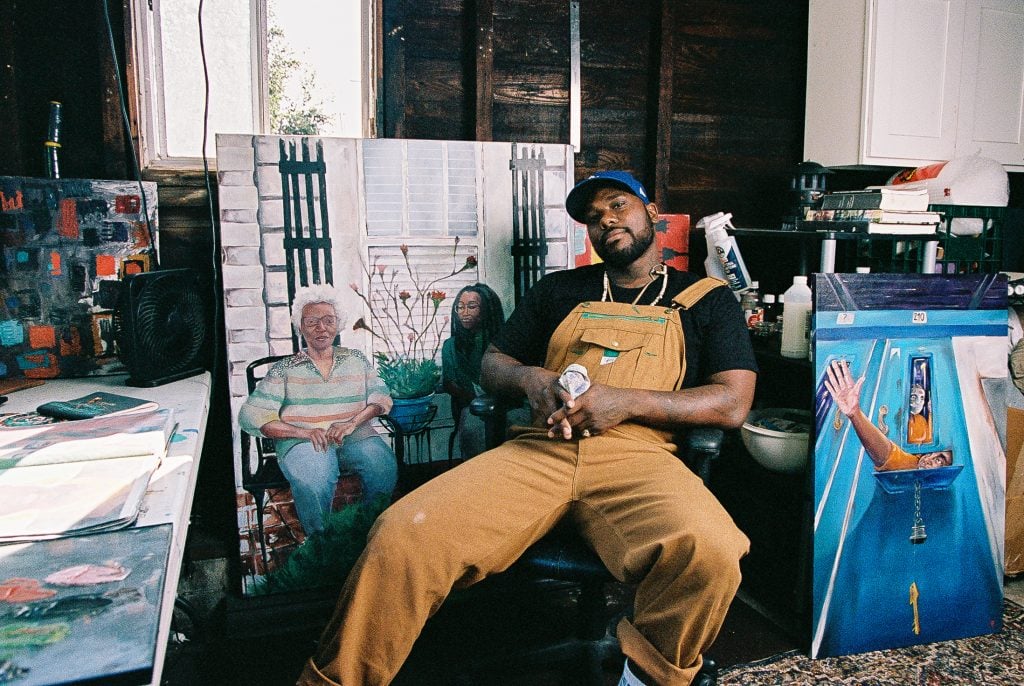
[{"xmin": 617, "ymin": 659, "xmax": 645, "ymax": 686}]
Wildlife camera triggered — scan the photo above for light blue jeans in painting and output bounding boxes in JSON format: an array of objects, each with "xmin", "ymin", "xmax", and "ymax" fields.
[{"xmin": 278, "ymin": 435, "xmax": 397, "ymax": 534}]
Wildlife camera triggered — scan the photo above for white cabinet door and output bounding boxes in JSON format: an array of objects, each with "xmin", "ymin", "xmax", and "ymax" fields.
[
  {"xmin": 805, "ymin": 0, "xmax": 1023, "ymax": 169},
  {"xmin": 864, "ymin": 0, "xmax": 966, "ymax": 164},
  {"xmin": 955, "ymin": 0, "xmax": 1024, "ymax": 166}
]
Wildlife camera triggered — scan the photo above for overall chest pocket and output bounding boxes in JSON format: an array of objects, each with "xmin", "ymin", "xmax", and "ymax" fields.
[
  {"xmin": 572, "ymin": 327, "xmax": 649, "ymax": 388},
  {"xmin": 561, "ymin": 312, "xmax": 681, "ymax": 390}
]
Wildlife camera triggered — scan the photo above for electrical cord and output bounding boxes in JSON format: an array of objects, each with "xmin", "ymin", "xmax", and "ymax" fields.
[
  {"xmin": 101, "ymin": 0, "xmax": 223, "ymax": 382},
  {"xmin": 100, "ymin": 0, "xmax": 158, "ymax": 266},
  {"xmin": 197, "ymin": 0, "xmax": 223, "ymax": 383}
]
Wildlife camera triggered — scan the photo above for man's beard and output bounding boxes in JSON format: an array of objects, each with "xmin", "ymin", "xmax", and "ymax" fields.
[{"xmin": 594, "ymin": 218, "xmax": 655, "ymax": 268}]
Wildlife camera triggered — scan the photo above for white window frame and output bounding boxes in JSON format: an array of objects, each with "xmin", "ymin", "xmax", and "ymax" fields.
[{"xmin": 128, "ymin": 0, "xmax": 378, "ymax": 170}]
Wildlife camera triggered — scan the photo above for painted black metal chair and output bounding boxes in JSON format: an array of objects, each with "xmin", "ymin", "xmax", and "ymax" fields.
[
  {"xmin": 239, "ymin": 354, "xmax": 404, "ymax": 571},
  {"xmin": 455, "ymin": 394, "xmax": 723, "ymax": 685}
]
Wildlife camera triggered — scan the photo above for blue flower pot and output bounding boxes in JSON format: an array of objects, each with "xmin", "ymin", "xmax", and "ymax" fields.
[{"xmin": 389, "ymin": 394, "xmax": 436, "ymax": 433}]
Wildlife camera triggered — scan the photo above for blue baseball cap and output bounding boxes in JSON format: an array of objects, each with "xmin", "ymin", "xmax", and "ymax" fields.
[{"xmin": 565, "ymin": 171, "xmax": 651, "ymax": 223}]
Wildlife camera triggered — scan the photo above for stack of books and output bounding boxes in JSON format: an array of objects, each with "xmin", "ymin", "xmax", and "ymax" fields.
[{"xmin": 799, "ymin": 187, "xmax": 941, "ymax": 235}]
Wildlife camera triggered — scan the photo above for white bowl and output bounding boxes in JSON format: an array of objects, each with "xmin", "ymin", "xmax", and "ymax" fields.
[{"xmin": 741, "ymin": 408, "xmax": 812, "ymax": 474}]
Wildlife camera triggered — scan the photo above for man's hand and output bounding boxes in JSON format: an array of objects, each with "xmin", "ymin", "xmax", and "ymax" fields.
[
  {"xmin": 824, "ymin": 359, "xmax": 864, "ymax": 418},
  {"xmin": 546, "ymin": 382, "xmax": 632, "ymax": 439},
  {"xmin": 520, "ymin": 368, "xmax": 571, "ymax": 430}
]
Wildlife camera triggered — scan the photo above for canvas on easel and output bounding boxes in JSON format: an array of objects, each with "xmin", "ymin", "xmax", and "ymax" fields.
[
  {"xmin": 810, "ymin": 273, "xmax": 1007, "ymax": 657},
  {"xmin": 0, "ymin": 177, "xmax": 158, "ymax": 380}
]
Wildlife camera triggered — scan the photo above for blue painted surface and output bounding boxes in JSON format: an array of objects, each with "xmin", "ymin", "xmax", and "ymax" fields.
[{"xmin": 811, "ymin": 326, "xmax": 1003, "ymax": 656}]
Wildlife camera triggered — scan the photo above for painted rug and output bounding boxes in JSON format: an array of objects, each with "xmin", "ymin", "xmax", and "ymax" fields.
[{"xmin": 720, "ymin": 599, "xmax": 1024, "ymax": 685}]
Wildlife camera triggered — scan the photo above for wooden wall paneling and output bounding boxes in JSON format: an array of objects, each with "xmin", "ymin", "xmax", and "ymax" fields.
[
  {"xmin": 649, "ymin": 0, "xmax": 675, "ymax": 209},
  {"xmin": 666, "ymin": 1, "xmax": 807, "ymax": 229},
  {"xmin": 383, "ymin": 1, "xmax": 406, "ymax": 137},
  {"xmin": 97, "ymin": 0, "xmax": 128, "ymax": 179},
  {"xmin": 0, "ymin": 0, "xmax": 22, "ymax": 175},
  {"xmin": 474, "ymin": 0, "xmax": 494, "ymax": 141},
  {"xmin": 491, "ymin": 2, "xmax": 569, "ymax": 145},
  {"xmin": 575, "ymin": 0, "xmax": 657, "ymax": 180}
]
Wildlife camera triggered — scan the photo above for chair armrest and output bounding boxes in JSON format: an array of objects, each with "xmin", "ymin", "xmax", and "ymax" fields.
[
  {"xmin": 469, "ymin": 394, "xmax": 508, "ymax": 451},
  {"xmin": 682, "ymin": 427, "xmax": 724, "ymax": 484}
]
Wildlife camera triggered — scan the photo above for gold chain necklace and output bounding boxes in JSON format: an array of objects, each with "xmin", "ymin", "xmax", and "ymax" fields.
[{"xmin": 601, "ymin": 264, "xmax": 669, "ymax": 306}]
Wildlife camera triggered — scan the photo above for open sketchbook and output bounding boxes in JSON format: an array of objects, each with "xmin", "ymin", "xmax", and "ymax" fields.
[
  {"xmin": 0, "ymin": 410, "xmax": 176, "ymax": 542},
  {"xmin": 0, "ymin": 408, "xmax": 175, "ymax": 469}
]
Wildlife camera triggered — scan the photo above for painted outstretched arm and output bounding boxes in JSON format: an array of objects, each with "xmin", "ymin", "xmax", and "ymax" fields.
[{"xmin": 823, "ymin": 359, "xmax": 895, "ymax": 469}]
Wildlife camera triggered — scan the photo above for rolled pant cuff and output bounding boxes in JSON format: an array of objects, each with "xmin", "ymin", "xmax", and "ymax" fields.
[
  {"xmin": 296, "ymin": 658, "xmax": 340, "ymax": 686},
  {"xmin": 617, "ymin": 617, "xmax": 703, "ymax": 686}
]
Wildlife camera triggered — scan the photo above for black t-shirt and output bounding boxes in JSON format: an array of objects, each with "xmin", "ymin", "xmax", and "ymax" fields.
[{"xmin": 491, "ymin": 264, "xmax": 758, "ymax": 389}]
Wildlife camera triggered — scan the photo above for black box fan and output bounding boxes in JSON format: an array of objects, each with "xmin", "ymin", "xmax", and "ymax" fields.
[{"xmin": 116, "ymin": 268, "xmax": 207, "ymax": 387}]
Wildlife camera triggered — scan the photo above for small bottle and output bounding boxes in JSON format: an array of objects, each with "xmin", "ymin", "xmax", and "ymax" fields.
[
  {"xmin": 741, "ymin": 281, "xmax": 762, "ymax": 329},
  {"xmin": 44, "ymin": 101, "xmax": 62, "ymax": 179},
  {"xmin": 780, "ymin": 276, "xmax": 812, "ymax": 359},
  {"xmin": 762, "ymin": 293, "xmax": 779, "ymax": 323}
]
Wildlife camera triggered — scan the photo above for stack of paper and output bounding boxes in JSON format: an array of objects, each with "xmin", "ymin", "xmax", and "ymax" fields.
[{"xmin": 0, "ymin": 409, "xmax": 176, "ymax": 542}]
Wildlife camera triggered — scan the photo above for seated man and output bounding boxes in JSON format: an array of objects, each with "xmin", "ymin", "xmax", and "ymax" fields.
[{"xmin": 297, "ymin": 171, "xmax": 757, "ymax": 686}]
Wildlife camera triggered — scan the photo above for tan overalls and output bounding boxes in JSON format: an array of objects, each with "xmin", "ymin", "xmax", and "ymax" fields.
[{"xmin": 299, "ymin": 280, "xmax": 750, "ymax": 686}]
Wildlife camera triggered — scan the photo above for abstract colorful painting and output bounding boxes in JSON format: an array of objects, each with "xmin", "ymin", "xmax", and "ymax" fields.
[
  {"xmin": 0, "ymin": 523, "xmax": 172, "ymax": 685},
  {"xmin": 811, "ymin": 273, "xmax": 1007, "ymax": 657},
  {"xmin": 0, "ymin": 177, "xmax": 157, "ymax": 380}
]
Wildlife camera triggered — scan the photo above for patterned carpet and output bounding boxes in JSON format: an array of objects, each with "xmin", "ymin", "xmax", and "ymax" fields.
[{"xmin": 719, "ymin": 599, "xmax": 1024, "ymax": 685}]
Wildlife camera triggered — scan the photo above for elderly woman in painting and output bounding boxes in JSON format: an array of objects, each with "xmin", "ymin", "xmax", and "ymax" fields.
[
  {"xmin": 824, "ymin": 359, "xmax": 952, "ymax": 471},
  {"xmin": 239, "ymin": 285, "xmax": 397, "ymax": 534}
]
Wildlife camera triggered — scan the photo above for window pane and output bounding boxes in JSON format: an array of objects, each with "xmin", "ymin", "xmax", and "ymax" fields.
[
  {"xmin": 268, "ymin": 0, "xmax": 363, "ymax": 137},
  {"xmin": 361, "ymin": 140, "xmax": 481, "ymax": 238},
  {"xmin": 158, "ymin": 0, "xmax": 256, "ymax": 157}
]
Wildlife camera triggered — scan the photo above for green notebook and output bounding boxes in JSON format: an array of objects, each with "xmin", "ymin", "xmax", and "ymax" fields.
[{"xmin": 36, "ymin": 392, "xmax": 158, "ymax": 420}]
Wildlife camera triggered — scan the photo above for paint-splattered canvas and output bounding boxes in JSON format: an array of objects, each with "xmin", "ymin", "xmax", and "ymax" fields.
[
  {"xmin": 811, "ymin": 273, "xmax": 1007, "ymax": 657},
  {"xmin": 0, "ymin": 523, "xmax": 172, "ymax": 685},
  {"xmin": 0, "ymin": 177, "xmax": 158, "ymax": 380}
]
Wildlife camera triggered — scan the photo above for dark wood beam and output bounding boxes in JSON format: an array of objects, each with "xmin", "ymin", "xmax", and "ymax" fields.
[
  {"xmin": 383, "ymin": 3, "xmax": 406, "ymax": 138},
  {"xmin": 97, "ymin": 0, "xmax": 128, "ymax": 178},
  {"xmin": 650, "ymin": 0, "xmax": 674, "ymax": 209},
  {"xmin": 474, "ymin": 0, "xmax": 495, "ymax": 141}
]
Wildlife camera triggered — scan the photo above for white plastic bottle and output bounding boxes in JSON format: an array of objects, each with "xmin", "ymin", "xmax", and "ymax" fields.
[
  {"xmin": 741, "ymin": 281, "xmax": 761, "ymax": 328},
  {"xmin": 700, "ymin": 212, "xmax": 729, "ymax": 282},
  {"xmin": 780, "ymin": 275, "xmax": 812, "ymax": 359}
]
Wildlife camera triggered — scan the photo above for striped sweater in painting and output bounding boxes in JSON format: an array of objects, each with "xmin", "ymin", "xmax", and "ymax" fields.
[{"xmin": 238, "ymin": 347, "xmax": 393, "ymax": 459}]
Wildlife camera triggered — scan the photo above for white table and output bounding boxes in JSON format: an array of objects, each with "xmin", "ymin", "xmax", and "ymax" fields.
[{"xmin": 0, "ymin": 372, "xmax": 211, "ymax": 686}]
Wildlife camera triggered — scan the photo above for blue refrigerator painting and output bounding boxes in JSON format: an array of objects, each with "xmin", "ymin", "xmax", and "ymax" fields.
[{"xmin": 811, "ymin": 273, "xmax": 1007, "ymax": 658}]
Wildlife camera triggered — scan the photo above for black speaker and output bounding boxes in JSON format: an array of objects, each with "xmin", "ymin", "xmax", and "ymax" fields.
[{"xmin": 115, "ymin": 268, "xmax": 207, "ymax": 387}]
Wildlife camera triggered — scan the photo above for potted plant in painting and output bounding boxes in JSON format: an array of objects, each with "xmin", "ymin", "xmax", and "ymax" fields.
[{"xmin": 351, "ymin": 240, "xmax": 477, "ymax": 432}]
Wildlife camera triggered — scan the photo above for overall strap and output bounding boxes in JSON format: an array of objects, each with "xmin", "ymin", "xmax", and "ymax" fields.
[{"xmin": 671, "ymin": 277, "xmax": 727, "ymax": 310}]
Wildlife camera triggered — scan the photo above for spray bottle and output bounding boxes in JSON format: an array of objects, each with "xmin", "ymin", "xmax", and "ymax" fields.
[{"xmin": 699, "ymin": 212, "xmax": 752, "ymax": 294}]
